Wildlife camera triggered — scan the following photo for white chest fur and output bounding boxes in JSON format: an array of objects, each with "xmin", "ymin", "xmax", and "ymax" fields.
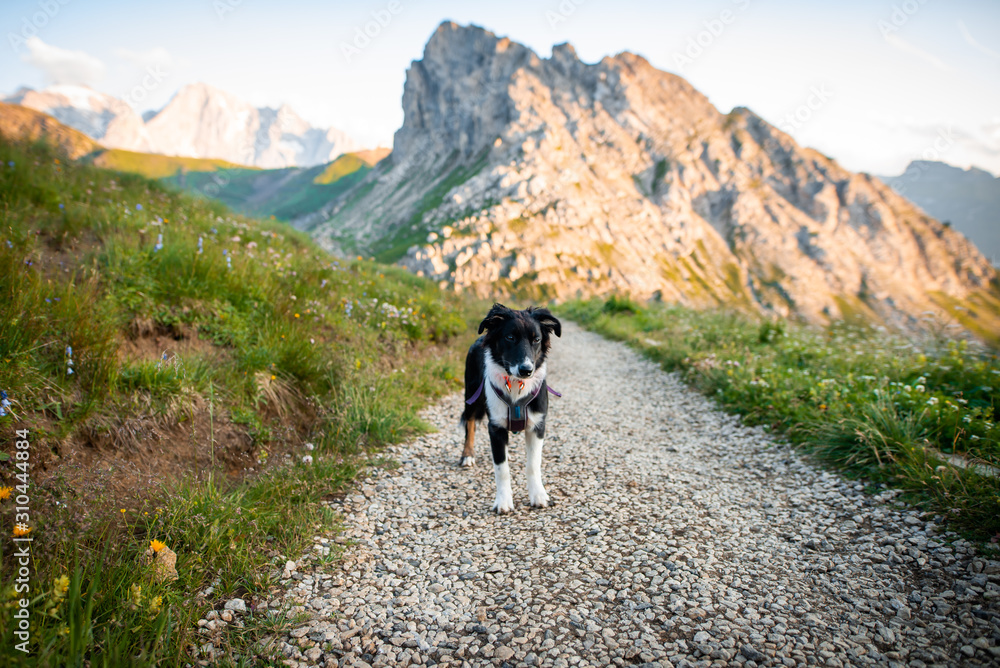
[{"xmin": 483, "ymin": 349, "xmax": 546, "ymax": 432}]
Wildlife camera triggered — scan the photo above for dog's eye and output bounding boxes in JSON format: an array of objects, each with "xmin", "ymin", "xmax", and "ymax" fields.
[
  {"xmin": 533, "ymin": 337, "xmax": 540, "ymax": 344},
  {"xmin": 505, "ymin": 334, "xmax": 515, "ymax": 341}
]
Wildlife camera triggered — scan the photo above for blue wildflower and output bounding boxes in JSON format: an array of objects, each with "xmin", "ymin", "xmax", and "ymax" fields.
[
  {"xmin": 5, "ymin": 240, "xmax": 11, "ymax": 248},
  {"xmin": 154, "ymin": 233, "xmax": 163, "ymax": 252},
  {"xmin": 66, "ymin": 346, "xmax": 74, "ymax": 376},
  {"xmin": 7, "ymin": 161, "xmax": 13, "ymax": 168},
  {"xmin": 59, "ymin": 203, "xmax": 64, "ymax": 210},
  {"xmin": 321, "ymin": 279, "xmax": 327, "ymax": 288},
  {"xmin": 136, "ymin": 204, "xmax": 143, "ymax": 211},
  {"xmin": 0, "ymin": 390, "xmax": 11, "ymax": 417},
  {"xmin": 197, "ymin": 236, "xmax": 203, "ymax": 254}
]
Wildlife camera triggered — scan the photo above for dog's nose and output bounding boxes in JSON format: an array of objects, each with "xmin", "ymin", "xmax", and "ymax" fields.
[{"xmin": 518, "ymin": 362, "xmax": 534, "ymax": 377}]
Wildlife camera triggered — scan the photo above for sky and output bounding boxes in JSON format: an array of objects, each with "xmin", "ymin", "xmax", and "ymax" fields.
[{"xmin": 1, "ymin": 0, "xmax": 999, "ymax": 176}]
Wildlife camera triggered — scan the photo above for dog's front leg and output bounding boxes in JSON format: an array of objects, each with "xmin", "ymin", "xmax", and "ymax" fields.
[
  {"xmin": 488, "ymin": 422, "xmax": 514, "ymax": 514},
  {"xmin": 525, "ymin": 424, "xmax": 549, "ymax": 508}
]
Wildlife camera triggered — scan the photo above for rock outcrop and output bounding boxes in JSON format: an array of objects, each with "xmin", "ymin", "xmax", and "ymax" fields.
[{"xmin": 309, "ymin": 22, "xmax": 995, "ymax": 327}]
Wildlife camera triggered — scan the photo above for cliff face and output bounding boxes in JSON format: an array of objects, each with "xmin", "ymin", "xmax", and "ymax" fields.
[{"xmin": 308, "ymin": 22, "xmax": 995, "ymax": 325}]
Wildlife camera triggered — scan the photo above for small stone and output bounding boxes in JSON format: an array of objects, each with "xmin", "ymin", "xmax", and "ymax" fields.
[
  {"xmin": 741, "ymin": 644, "xmax": 764, "ymax": 661},
  {"xmin": 223, "ymin": 598, "xmax": 247, "ymax": 613},
  {"xmin": 495, "ymin": 646, "xmax": 515, "ymax": 661}
]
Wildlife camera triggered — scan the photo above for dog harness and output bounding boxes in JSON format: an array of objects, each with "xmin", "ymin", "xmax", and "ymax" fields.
[{"xmin": 466, "ymin": 377, "xmax": 563, "ymax": 434}]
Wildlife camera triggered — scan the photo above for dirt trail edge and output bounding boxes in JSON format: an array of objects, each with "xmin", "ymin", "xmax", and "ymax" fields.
[{"xmin": 255, "ymin": 322, "xmax": 1000, "ymax": 668}]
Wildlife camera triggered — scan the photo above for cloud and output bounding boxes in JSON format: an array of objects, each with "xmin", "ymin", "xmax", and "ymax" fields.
[
  {"xmin": 884, "ymin": 34, "xmax": 949, "ymax": 72},
  {"xmin": 114, "ymin": 46, "xmax": 173, "ymax": 70},
  {"xmin": 22, "ymin": 37, "xmax": 105, "ymax": 86},
  {"xmin": 957, "ymin": 20, "xmax": 1000, "ymax": 60}
]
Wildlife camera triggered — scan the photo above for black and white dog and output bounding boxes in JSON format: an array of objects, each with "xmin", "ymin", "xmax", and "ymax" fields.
[{"xmin": 460, "ymin": 303, "xmax": 561, "ymax": 514}]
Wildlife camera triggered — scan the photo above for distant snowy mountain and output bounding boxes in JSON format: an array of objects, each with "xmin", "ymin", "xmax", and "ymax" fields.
[
  {"xmin": 5, "ymin": 84, "xmax": 155, "ymax": 152},
  {"xmin": 3, "ymin": 83, "xmax": 359, "ymax": 169}
]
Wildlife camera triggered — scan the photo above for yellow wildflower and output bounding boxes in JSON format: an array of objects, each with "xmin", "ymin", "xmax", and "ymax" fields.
[
  {"xmin": 129, "ymin": 583, "xmax": 142, "ymax": 606},
  {"xmin": 13, "ymin": 525, "xmax": 31, "ymax": 537},
  {"xmin": 54, "ymin": 575, "xmax": 70, "ymax": 596},
  {"xmin": 0, "ymin": 486, "xmax": 12, "ymax": 500},
  {"xmin": 150, "ymin": 539, "xmax": 167, "ymax": 552},
  {"xmin": 149, "ymin": 596, "xmax": 163, "ymax": 615}
]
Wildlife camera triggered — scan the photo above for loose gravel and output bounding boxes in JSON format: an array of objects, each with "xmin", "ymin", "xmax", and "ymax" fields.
[{"xmin": 247, "ymin": 322, "xmax": 1000, "ymax": 667}]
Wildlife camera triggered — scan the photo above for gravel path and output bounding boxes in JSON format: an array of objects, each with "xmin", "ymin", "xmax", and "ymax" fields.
[{"xmin": 257, "ymin": 322, "xmax": 1000, "ymax": 668}]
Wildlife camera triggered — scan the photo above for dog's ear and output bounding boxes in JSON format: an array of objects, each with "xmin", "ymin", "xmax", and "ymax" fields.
[
  {"xmin": 528, "ymin": 307, "xmax": 561, "ymax": 338},
  {"xmin": 478, "ymin": 303, "xmax": 514, "ymax": 334}
]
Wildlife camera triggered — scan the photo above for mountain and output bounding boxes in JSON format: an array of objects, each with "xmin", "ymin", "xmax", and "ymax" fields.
[
  {"xmin": 5, "ymin": 84, "xmax": 155, "ymax": 152},
  {"xmin": 3, "ymin": 83, "xmax": 360, "ymax": 169},
  {"xmin": 143, "ymin": 83, "xmax": 359, "ymax": 169},
  {"xmin": 882, "ymin": 161, "xmax": 1000, "ymax": 267},
  {"xmin": 306, "ymin": 22, "xmax": 996, "ymax": 329}
]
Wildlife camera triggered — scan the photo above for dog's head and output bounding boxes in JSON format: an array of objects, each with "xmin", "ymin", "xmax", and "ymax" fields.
[{"xmin": 478, "ymin": 303, "xmax": 561, "ymax": 379}]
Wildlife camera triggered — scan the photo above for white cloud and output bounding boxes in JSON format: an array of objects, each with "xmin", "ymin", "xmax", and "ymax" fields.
[
  {"xmin": 114, "ymin": 46, "xmax": 173, "ymax": 70},
  {"xmin": 957, "ymin": 20, "xmax": 1000, "ymax": 60},
  {"xmin": 22, "ymin": 37, "xmax": 106, "ymax": 86},
  {"xmin": 884, "ymin": 34, "xmax": 949, "ymax": 72}
]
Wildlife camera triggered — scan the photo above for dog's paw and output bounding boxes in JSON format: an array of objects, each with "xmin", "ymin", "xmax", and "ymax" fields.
[
  {"xmin": 459, "ymin": 455, "xmax": 476, "ymax": 468},
  {"xmin": 492, "ymin": 491, "xmax": 515, "ymax": 514},
  {"xmin": 528, "ymin": 486, "xmax": 550, "ymax": 508}
]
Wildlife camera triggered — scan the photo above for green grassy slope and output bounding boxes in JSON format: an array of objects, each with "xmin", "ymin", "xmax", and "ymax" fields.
[
  {"xmin": 0, "ymin": 136, "xmax": 478, "ymax": 666},
  {"xmin": 86, "ymin": 148, "xmax": 250, "ymax": 179},
  {"xmin": 563, "ymin": 297, "xmax": 1000, "ymax": 540},
  {"xmin": 162, "ymin": 150, "xmax": 384, "ymax": 222}
]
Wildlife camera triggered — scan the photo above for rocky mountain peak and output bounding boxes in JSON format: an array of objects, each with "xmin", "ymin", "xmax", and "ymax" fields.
[{"xmin": 304, "ymin": 23, "xmax": 998, "ymax": 331}]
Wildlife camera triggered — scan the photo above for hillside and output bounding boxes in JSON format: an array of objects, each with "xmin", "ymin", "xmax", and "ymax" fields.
[
  {"xmin": 305, "ymin": 22, "xmax": 997, "ymax": 335},
  {"xmin": 0, "ymin": 101, "xmax": 98, "ymax": 158},
  {"xmin": 163, "ymin": 147, "xmax": 389, "ymax": 221},
  {"xmin": 882, "ymin": 161, "xmax": 1000, "ymax": 267},
  {"xmin": 0, "ymin": 133, "xmax": 473, "ymax": 664}
]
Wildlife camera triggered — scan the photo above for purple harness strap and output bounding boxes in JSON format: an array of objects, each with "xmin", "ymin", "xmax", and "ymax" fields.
[
  {"xmin": 465, "ymin": 378, "xmax": 563, "ymax": 434},
  {"xmin": 465, "ymin": 379, "xmax": 563, "ymax": 405}
]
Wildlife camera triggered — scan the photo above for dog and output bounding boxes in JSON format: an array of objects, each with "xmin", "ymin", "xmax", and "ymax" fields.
[{"xmin": 460, "ymin": 303, "xmax": 561, "ymax": 514}]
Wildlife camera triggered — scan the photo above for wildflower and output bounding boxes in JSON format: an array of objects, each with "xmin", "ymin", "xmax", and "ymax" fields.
[
  {"xmin": 0, "ymin": 390, "xmax": 11, "ymax": 417},
  {"xmin": 54, "ymin": 575, "xmax": 70, "ymax": 597},
  {"xmin": 915, "ymin": 384, "xmax": 925, "ymax": 393},
  {"xmin": 7, "ymin": 161, "xmax": 13, "ymax": 167},
  {"xmin": 971, "ymin": 435, "xmax": 981, "ymax": 441},
  {"xmin": 149, "ymin": 595, "xmax": 163, "ymax": 615},
  {"xmin": 5, "ymin": 240, "xmax": 11, "ymax": 248},
  {"xmin": 0, "ymin": 486, "xmax": 12, "ymax": 500},
  {"xmin": 136, "ymin": 204, "xmax": 143, "ymax": 211},
  {"xmin": 926, "ymin": 397, "xmax": 938, "ymax": 406},
  {"xmin": 129, "ymin": 583, "xmax": 143, "ymax": 606},
  {"xmin": 150, "ymin": 539, "xmax": 167, "ymax": 552},
  {"xmin": 13, "ymin": 524, "xmax": 31, "ymax": 537},
  {"xmin": 154, "ymin": 233, "xmax": 163, "ymax": 252},
  {"xmin": 58, "ymin": 203, "xmax": 64, "ymax": 210},
  {"xmin": 320, "ymin": 279, "xmax": 327, "ymax": 288},
  {"xmin": 197, "ymin": 236, "xmax": 203, "ymax": 254},
  {"xmin": 302, "ymin": 454, "xmax": 314, "ymax": 465},
  {"xmin": 66, "ymin": 346, "xmax": 74, "ymax": 376}
]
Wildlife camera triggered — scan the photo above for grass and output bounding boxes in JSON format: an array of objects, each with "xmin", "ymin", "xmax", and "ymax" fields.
[
  {"xmin": 0, "ymin": 135, "xmax": 482, "ymax": 666},
  {"xmin": 562, "ymin": 297, "xmax": 1000, "ymax": 541},
  {"xmin": 86, "ymin": 149, "xmax": 249, "ymax": 180}
]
